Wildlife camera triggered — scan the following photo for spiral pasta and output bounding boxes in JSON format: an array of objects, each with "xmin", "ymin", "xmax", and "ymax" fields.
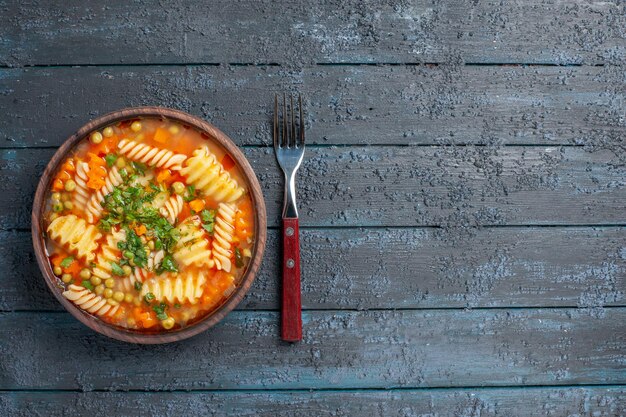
[
  {"xmin": 85, "ymin": 166, "xmax": 123, "ymax": 223},
  {"xmin": 118, "ymin": 139, "xmax": 187, "ymax": 171},
  {"xmin": 92, "ymin": 229, "xmax": 126, "ymax": 281},
  {"xmin": 72, "ymin": 161, "xmax": 91, "ymax": 212},
  {"xmin": 172, "ymin": 216, "xmax": 215, "ymax": 268},
  {"xmin": 160, "ymin": 194, "xmax": 184, "ymax": 224},
  {"xmin": 63, "ymin": 284, "xmax": 120, "ymax": 317},
  {"xmin": 47, "ymin": 214, "xmax": 102, "ymax": 262},
  {"xmin": 140, "ymin": 270, "xmax": 207, "ymax": 305},
  {"xmin": 212, "ymin": 203, "xmax": 236, "ymax": 272},
  {"xmin": 180, "ymin": 146, "xmax": 245, "ymax": 203}
]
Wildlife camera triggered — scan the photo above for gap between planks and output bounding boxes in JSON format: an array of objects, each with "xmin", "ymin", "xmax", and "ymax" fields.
[
  {"xmin": 1, "ymin": 383, "xmax": 625, "ymax": 394},
  {"xmin": 4, "ymin": 305, "xmax": 626, "ymax": 314},
  {"xmin": 0, "ymin": 62, "xmax": 611, "ymax": 69}
]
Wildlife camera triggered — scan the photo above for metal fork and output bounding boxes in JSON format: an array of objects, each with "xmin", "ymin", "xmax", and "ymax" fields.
[{"xmin": 274, "ymin": 93, "xmax": 305, "ymax": 342}]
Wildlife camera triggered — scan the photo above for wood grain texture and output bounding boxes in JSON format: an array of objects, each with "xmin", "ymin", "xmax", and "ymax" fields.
[
  {"xmin": 2, "ymin": 387, "xmax": 626, "ymax": 417},
  {"xmin": 1, "ymin": 65, "xmax": 624, "ymax": 148},
  {"xmin": 2, "ymin": 227, "xmax": 624, "ymax": 311},
  {"xmin": 1, "ymin": 0, "xmax": 624, "ymax": 66},
  {"xmin": 1, "ymin": 309, "xmax": 625, "ymax": 390},
  {"xmin": 2, "ymin": 146, "xmax": 624, "ymax": 229}
]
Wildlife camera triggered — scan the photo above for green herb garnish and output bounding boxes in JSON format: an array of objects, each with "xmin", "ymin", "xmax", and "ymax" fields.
[
  {"xmin": 131, "ymin": 161, "xmax": 147, "ymax": 175},
  {"xmin": 110, "ymin": 262, "xmax": 125, "ymax": 277},
  {"xmin": 60, "ymin": 256, "xmax": 74, "ymax": 268},
  {"xmin": 144, "ymin": 292, "xmax": 155, "ymax": 303},
  {"xmin": 134, "ymin": 281, "xmax": 143, "ymax": 291},
  {"xmin": 174, "ymin": 303, "xmax": 181, "ymax": 309},
  {"xmin": 82, "ymin": 280, "xmax": 94, "ymax": 291},
  {"xmin": 156, "ymin": 254, "xmax": 178, "ymax": 274},
  {"xmin": 104, "ymin": 153, "xmax": 118, "ymax": 167},
  {"xmin": 200, "ymin": 209, "xmax": 216, "ymax": 234},
  {"xmin": 234, "ymin": 247, "xmax": 244, "ymax": 268},
  {"xmin": 152, "ymin": 302, "xmax": 168, "ymax": 320},
  {"xmin": 184, "ymin": 185, "xmax": 196, "ymax": 202}
]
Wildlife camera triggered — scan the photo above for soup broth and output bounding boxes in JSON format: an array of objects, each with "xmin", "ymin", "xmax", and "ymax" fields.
[{"xmin": 43, "ymin": 117, "xmax": 255, "ymax": 332}]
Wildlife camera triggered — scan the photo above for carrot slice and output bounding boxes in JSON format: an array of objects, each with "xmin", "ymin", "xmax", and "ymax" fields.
[
  {"xmin": 153, "ymin": 127, "xmax": 169, "ymax": 143},
  {"xmin": 189, "ymin": 199, "xmax": 205, "ymax": 212}
]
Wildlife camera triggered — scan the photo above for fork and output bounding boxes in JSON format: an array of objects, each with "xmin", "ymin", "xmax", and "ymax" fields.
[{"xmin": 274, "ymin": 93, "xmax": 305, "ymax": 342}]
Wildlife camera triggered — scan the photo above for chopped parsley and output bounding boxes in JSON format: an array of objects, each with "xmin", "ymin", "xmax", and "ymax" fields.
[
  {"xmin": 144, "ymin": 292, "xmax": 155, "ymax": 303},
  {"xmin": 152, "ymin": 302, "xmax": 168, "ymax": 321},
  {"xmin": 104, "ymin": 153, "xmax": 118, "ymax": 167},
  {"xmin": 98, "ymin": 176, "xmax": 182, "ymax": 266},
  {"xmin": 131, "ymin": 161, "xmax": 147, "ymax": 175},
  {"xmin": 200, "ymin": 209, "xmax": 216, "ymax": 234},
  {"xmin": 60, "ymin": 256, "xmax": 74, "ymax": 268},
  {"xmin": 110, "ymin": 262, "xmax": 125, "ymax": 277},
  {"xmin": 82, "ymin": 280, "xmax": 94, "ymax": 291},
  {"xmin": 234, "ymin": 247, "xmax": 244, "ymax": 268},
  {"xmin": 156, "ymin": 254, "xmax": 178, "ymax": 274},
  {"xmin": 184, "ymin": 185, "xmax": 196, "ymax": 202},
  {"xmin": 134, "ymin": 281, "xmax": 143, "ymax": 291}
]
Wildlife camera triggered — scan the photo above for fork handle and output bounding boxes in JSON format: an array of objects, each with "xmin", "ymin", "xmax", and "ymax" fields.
[{"xmin": 281, "ymin": 217, "xmax": 302, "ymax": 342}]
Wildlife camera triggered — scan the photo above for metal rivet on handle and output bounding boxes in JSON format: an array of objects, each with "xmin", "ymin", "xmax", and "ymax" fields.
[
  {"xmin": 285, "ymin": 227, "xmax": 294, "ymax": 236},
  {"xmin": 286, "ymin": 259, "xmax": 295, "ymax": 268}
]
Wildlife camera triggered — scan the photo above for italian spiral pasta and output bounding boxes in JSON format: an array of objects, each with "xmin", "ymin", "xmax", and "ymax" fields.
[
  {"xmin": 160, "ymin": 194, "xmax": 184, "ymax": 224},
  {"xmin": 72, "ymin": 161, "xmax": 91, "ymax": 212},
  {"xmin": 180, "ymin": 146, "xmax": 245, "ymax": 203},
  {"xmin": 118, "ymin": 139, "xmax": 187, "ymax": 170},
  {"xmin": 85, "ymin": 166, "xmax": 123, "ymax": 223},
  {"xmin": 212, "ymin": 203, "xmax": 236, "ymax": 272},
  {"xmin": 44, "ymin": 117, "xmax": 256, "ymax": 332},
  {"xmin": 92, "ymin": 229, "xmax": 126, "ymax": 281},
  {"xmin": 140, "ymin": 270, "xmax": 207, "ymax": 305},
  {"xmin": 47, "ymin": 214, "xmax": 101, "ymax": 262},
  {"xmin": 172, "ymin": 216, "xmax": 215, "ymax": 268},
  {"xmin": 63, "ymin": 284, "xmax": 120, "ymax": 317}
]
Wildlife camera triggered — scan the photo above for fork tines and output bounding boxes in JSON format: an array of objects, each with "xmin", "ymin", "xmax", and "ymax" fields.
[{"xmin": 274, "ymin": 93, "xmax": 304, "ymax": 149}]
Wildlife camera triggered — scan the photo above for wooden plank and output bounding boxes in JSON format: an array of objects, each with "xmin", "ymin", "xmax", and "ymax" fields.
[
  {"xmin": 3, "ymin": 227, "xmax": 624, "ymax": 311},
  {"xmin": 2, "ymin": 387, "xmax": 626, "ymax": 416},
  {"xmin": 1, "ymin": 65, "xmax": 624, "ymax": 148},
  {"xmin": 2, "ymin": 146, "xmax": 624, "ymax": 229},
  {"xmin": 1, "ymin": 309, "xmax": 624, "ymax": 389},
  {"xmin": 1, "ymin": 0, "xmax": 624, "ymax": 66}
]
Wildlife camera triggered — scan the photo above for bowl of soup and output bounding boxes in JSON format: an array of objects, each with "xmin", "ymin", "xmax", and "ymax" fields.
[{"xmin": 31, "ymin": 107, "xmax": 267, "ymax": 343}]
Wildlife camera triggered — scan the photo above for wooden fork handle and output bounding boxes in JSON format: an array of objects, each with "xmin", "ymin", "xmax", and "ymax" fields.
[{"xmin": 281, "ymin": 217, "xmax": 302, "ymax": 342}]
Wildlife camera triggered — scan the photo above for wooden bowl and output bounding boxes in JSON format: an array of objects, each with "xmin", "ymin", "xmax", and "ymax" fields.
[{"xmin": 31, "ymin": 107, "xmax": 267, "ymax": 344}]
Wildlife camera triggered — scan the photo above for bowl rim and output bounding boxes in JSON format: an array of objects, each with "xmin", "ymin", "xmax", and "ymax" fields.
[{"xmin": 31, "ymin": 106, "xmax": 267, "ymax": 344}]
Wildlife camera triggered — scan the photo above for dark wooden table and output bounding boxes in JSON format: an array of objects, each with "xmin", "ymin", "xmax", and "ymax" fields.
[{"xmin": 1, "ymin": 1, "xmax": 625, "ymax": 415}]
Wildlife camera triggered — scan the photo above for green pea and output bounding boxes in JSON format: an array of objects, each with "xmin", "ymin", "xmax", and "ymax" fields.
[
  {"xmin": 64, "ymin": 180, "xmax": 76, "ymax": 192},
  {"xmin": 61, "ymin": 274, "xmax": 72, "ymax": 284},
  {"xmin": 122, "ymin": 265, "xmax": 132, "ymax": 276},
  {"xmin": 123, "ymin": 250, "xmax": 134, "ymax": 260},
  {"xmin": 103, "ymin": 288, "xmax": 113, "ymax": 298},
  {"xmin": 64, "ymin": 201, "xmax": 74, "ymax": 210},
  {"xmin": 131, "ymin": 121, "xmax": 142, "ymax": 132},
  {"xmin": 79, "ymin": 268, "xmax": 91, "ymax": 280},
  {"xmin": 102, "ymin": 127, "xmax": 114, "ymax": 137},
  {"xmin": 94, "ymin": 284, "xmax": 105, "ymax": 295},
  {"xmin": 52, "ymin": 203, "xmax": 64, "ymax": 213},
  {"xmin": 113, "ymin": 291, "xmax": 125, "ymax": 302},
  {"xmin": 105, "ymin": 278, "xmax": 115, "ymax": 288},
  {"xmin": 53, "ymin": 266, "xmax": 62, "ymax": 276},
  {"xmin": 90, "ymin": 276, "xmax": 102, "ymax": 286},
  {"xmin": 172, "ymin": 182, "xmax": 185, "ymax": 195},
  {"xmin": 90, "ymin": 131, "xmax": 103, "ymax": 144},
  {"xmin": 51, "ymin": 192, "xmax": 62, "ymax": 202}
]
